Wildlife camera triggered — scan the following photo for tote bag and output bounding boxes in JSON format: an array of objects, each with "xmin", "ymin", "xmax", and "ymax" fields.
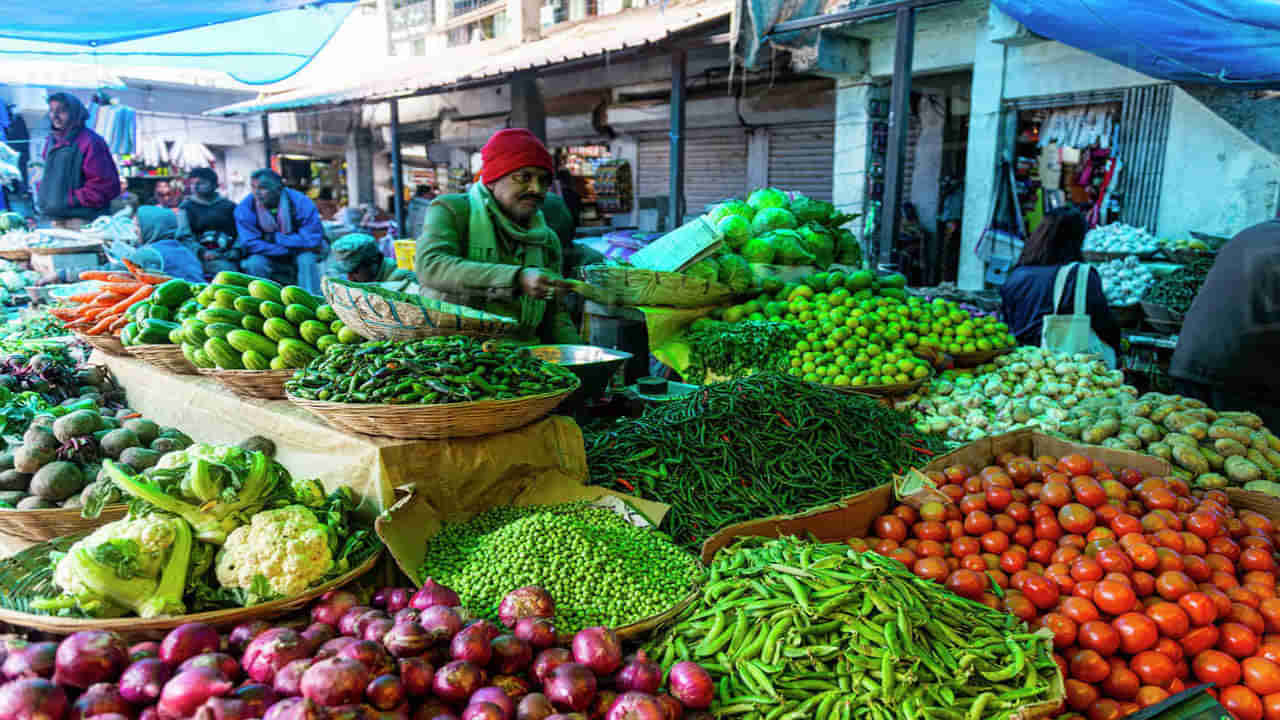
[{"xmin": 1041, "ymin": 263, "xmax": 1118, "ymax": 368}]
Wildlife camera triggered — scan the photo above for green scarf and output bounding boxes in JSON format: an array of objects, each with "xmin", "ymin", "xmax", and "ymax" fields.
[{"xmin": 466, "ymin": 182, "xmax": 561, "ymax": 336}]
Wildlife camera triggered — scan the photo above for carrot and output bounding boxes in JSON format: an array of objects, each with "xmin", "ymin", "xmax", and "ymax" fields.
[
  {"xmin": 86, "ymin": 293, "xmax": 119, "ymax": 307},
  {"xmin": 109, "ymin": 315, "xmax": 131, "ymax": 332},
  {"xmin": 49, "ymin": 307, "xmax": 80, "ymax": 321},
  {"xmin": 97, "ymin": 281, "xmax": 146, "ymax": 295},
  {"xmin": 86, "ymin": 315, "xmax": 117, "ymax": 335},
  {"xmin": 67, "ymin": 291, "xmax": 102, "ymax": 303},
  {"xmin": 105, "ymin": 284, "xmax": 153, "ymax": 315},
  {"xmin": 120, "ymin": 258, "xmax": 170, "ymax": 285},
  {"xmin": 79, "ymin": 270, "xmax": 134, "ymax": 282}
]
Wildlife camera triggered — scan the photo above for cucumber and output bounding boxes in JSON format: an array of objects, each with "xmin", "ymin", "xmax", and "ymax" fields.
[
  {"xmin": 259, "ymin": 301, "xmax": 287, "ymax": 320},
  {"xmin": 337, "ymin": 326, "xmax": 363, "ymax": 344},
  {"xmin": 152, "ymin": 279, "xmax": 194, "ymax": 308},
  {"xmin": 182, "ymin": 319, "xmax": 209, "ymax": 346},
  {"xmin": 330, "ymin": 319, "xmax": 345, "ymax": 334},
  {"xmin": 181, "ymin": 343, "xmax": 202, "ymax": 368},
  {"xmin": 285, "ymin": 304, "xmax": 317, "ymax": 325},
  {"xmin": 299, "ymin": 320, "xmax": 329, "ymax": 345},
  {"xmin": 121, "ymin": 323, "xmax": 137, "ymax": 346},
  {"xmin": 242, "ymin": 350, "xmax": 272, "ymax": 371},
  {"xmin": 316, "ymin": 334, "xmax": 340, "ymax": 352},
  {"xmin": 242, "ymin": 316, "xmax": 265, "ymax": 334},
  {"xmin": 137, "ymin": 319, "xmax": 180, "ymax": 344},
  {"xmin": 277, "ymin": 338, "xmax": 320, "ymax": 368},
  {"xmin": 190, "ymin": 347, "xmax": 215, "ymax": 369},
  {"xmin": 168, "ymin": 327, "xmax": 185, "ymax": 345},
  {"xmin": 233, "ymin": 295, "xmax": 267, "ymax": 316},
  {"xmin": 316, "ymin": 304, "xmax": 337, "ymax": 323},
  {"xmin": 226, "ymin": 330, "xmax": 279, "ymax": 358},
  {"xmin": 269, "ymin": 355, "xmax": 288, "ymax": 371},
  {"xmin": 215, "ymin": 289, "xmax": 246, "ymax": 308},
  {"xmin": 197, "ymin": 307, "xmax": 246, "ymax": 326},
  {"xmin": 196, "ymin": 286, "xmax": 217, "ymax": 307},
  {"xmin": 212, "ymin": 271, "xmax": 257, "ymax": 288},
  {"xmin": 281, "ymin": 285, "xmax": 322, "ymax": 311},
  {"xmin": 263, "ymin": 317, "xmax": 299, "ymax": 342},
  {"xmin": 248, "ymin": 279, "xmax": 284, "ymax": 304},
  {"xmin": 203, "ymin": 337, "xmax": 243, "ymax": 369},
  {"xmin": 203, "ymin": 322, "xmax": 241, "ymax": 340}
]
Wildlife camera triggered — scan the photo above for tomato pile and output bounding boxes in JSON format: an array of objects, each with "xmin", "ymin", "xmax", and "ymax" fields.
[{"xmin": 853, "ymin": 452, "xmax": 1280, "ymax": 720}]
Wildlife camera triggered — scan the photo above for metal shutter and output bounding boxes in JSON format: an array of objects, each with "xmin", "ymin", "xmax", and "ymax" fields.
[
  {"xmin": 685, "ymin": 127, "xmax": 750, "ymax": 214},
  {"xmin": 903, "ymin": 114, "xmax": 921, "ymax": 201},
  {"xmin": 636, "ymin": 133, "xmax": 670, "ymax": 199},
  {"xmin": 766, "ymin": 122, "xmax": 834, "ymax": 202}
]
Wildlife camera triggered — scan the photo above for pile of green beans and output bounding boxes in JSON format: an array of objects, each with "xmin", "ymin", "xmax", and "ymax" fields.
[
  {"xmin": 684, "ymin": 320, "xmax": 799, "ymax": 384},
  {"xmin": 584, "ymin": 373, "xmax": 941, "ymax": 548},
  {"xmin": 1142, "ymin": 254, "xmax": 1214, "ymax": 315},
  {"xmin": 284, "ymin": 336, "xmax": 577, "ymax": 404},
  {"xmin": 647, "ymin": 538, "xmax": 1060, "ymax": 720}
]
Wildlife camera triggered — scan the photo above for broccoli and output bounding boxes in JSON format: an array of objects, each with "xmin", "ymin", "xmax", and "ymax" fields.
[
  {"xmin": 35, "ymin": 515, "xmax": 193, "ymax": 618},
  {"xmin": 214, "ymin": 506, "xmax": 335, "ymax": 603}
]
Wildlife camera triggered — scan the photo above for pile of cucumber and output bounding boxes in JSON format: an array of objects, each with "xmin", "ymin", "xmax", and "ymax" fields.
[{"xmin": 168, "ymin": 272, "xmax": 364, "ymax": 371}]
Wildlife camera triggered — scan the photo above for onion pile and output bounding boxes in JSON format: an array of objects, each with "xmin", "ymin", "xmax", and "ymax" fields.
[{"xmin": 0, "ymin": 583, "xmax": 713, "ymax": 720}]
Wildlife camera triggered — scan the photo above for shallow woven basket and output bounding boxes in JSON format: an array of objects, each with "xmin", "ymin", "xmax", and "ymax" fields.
[
  {"xmin": 0, "ymin": 539, "xmax": 381, "ymax": 635},
  {"xmin": 75, "ymin": 332, "xmax": 128, "ymax": 356},
  {"xmin": 323, "ymin": 277, "xmax": 518, "ymax": 342},
  {"xmin": 125, "ymin": 344, "xmax": 197, "ymax": 375},
  {"xmin": 286, "ymin": 379, "xmax": 578, "ymax": 439},
  {"xmin": 582, "ymin": 264, "xmax": 737, "ymax": 308},
  {"xmin": 810, "ymin": 374, "xmax": 930, "ymax": 398},
  {"xmin": 1082, "ymin": 250, "xmax": 1154, "ymax": 263},
  {"xmin": 29, "ymin": 243, "xmax": 102, "ymax": 256},
  {"xmin": 197, "ymin": 368, "xmax": 296, "ymax": 400},
  {"xmin": 0, "ymin": 503, "xmax": 128, "ymax": 545},
  {"xmin": 951, "ymin": 346, "xmax": 1015, "ymax": 368}
]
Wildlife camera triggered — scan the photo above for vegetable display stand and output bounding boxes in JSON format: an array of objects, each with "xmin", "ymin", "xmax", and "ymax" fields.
[
  {"xmin": 322, "ymin": 277, "xmax": 518, "ymax": 341},
  {"xmin": 124, "ymin": 344, "xmax": 197, "ymax": 375},
  {"xmin": 75, "ymin": 332, "xmax": 127, "ymax": 357},
  {"xmin": 581, "ymin": 264, "xmax": 739, "ymax": 308},
  {"xmin": 949, "ymin": 346, "xmax": 1015, "ymax": 368},
  {"xmin": 0, "ymin": 533, "xmax": 381, "ymax": 634},
  {"xmin": 699, "ymin": 428, "xmax": 1170, "ymax": 564},
  {"xmin": 1225, "ymin": 487, "xmax": 1280, "ymax": 527},
  {"xmin": 196, "ymin": 368, "xmax": 296, "ymax": 400},
  {"xmin": 0, "ymin": 503, "xmax": 128, "ymax": 548},
  {"xmin": 811, "ymin": 373, "xmax": 930, "ymax": 398},
  {"xmin": 285, "ymin": 377, "xmax": 578, "ymax": 439}
]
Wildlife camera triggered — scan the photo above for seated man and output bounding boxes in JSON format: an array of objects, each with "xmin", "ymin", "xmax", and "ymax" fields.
[
  {"xmin": 234, "ymin": 169, "xmax": 325, "ymax": 291},
  {"xmin": 331, "ymin": 233, "xmax": 414, "ymax": 284}
]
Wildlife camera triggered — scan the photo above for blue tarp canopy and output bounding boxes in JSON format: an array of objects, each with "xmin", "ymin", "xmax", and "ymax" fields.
[
  {"xmin": 0, "ymin": 1, "xmax": 355, "ymax": 85},
  {"xmin": 994, "ymin": 0, "xmax": 1280, "ymax": 88}
]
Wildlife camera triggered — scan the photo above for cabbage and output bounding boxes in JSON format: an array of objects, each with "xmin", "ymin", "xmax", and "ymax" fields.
[
  {"xmin": 717, "ymin": 253, "xmax": 753, "ymax": 292},
  {"xmin": 836, "ymin": 228, "xmax": 862, "ymax": 266},
  {"xmin": 747, "ymin": 188, "xmax": 789, "ymax": 212},
  {"xmin": 798, "ymin": 225, "xmax": 835, "ymax": 268},
  {"xmin": 751, "ymin": 207, "xmax": 798, "ymax": 236},
  {"xmin": 765, "ymin": 230, "xmax": 816, "ymax": 266},
  {"xmin": 716, "ymin": 215, "xmax": 752, "ymax": 250},
  {"xmin": 707, "ymin": 200, "xmax": 754, "ymax": 225},
  {"xmin": 684, "ymin": 257, "xmax": 720, "ymax": 281},
  {"xmin": 790, "ymin": 195, "xmax": 834, "ymax": 225},
  {"xmin": 741, "ymin": 237, "xmax": 776, "ymax": 264}
]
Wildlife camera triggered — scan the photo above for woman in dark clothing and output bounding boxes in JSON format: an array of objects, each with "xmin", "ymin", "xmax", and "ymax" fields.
[
  {"xmin": 999, "ymin": 207, "xmax": 1121, "ymax": 353},
  {"xmin": 177, "ymin": 167, "xmax": 241, "ymax": 277}
]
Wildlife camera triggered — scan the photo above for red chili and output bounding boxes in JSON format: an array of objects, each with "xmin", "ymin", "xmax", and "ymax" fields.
[
  {"xmin": 721, "ymin": 435, "xmax": 731, "ymax": 444},
  {"xmin": 910, "ymin": 445, "xmax": 935, "ymax": 456},
  {"xmin": 775, "ymin": 412, "xmax": 794, "ymax": 429},
  {"xmin": 615, "ymin": 476, "xmax": 635, "ymax": 492}
]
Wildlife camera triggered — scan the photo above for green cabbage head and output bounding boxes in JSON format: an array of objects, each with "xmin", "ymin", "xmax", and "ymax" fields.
[
  {"xmin": 751, "ymin": 207, "xmax": 798, "ymax": 236},
  {"xmin": 741, "ymin": 237, "xmax": 776, "ymax": 264},
  {"xmin": 684, "ymin": 257, "xmax": 720, "ymax": 281},
  {"xmin": 790, "ymin": 195, "xmax": 835, "ymax": 225},
  {"xmin": 747, "ymin": 188, "xmax": 789, "ymax": 212},
  {"xmin": 716, "ymin": 215, "xmax": 752, "ymax": 250},
  {"xmin": 717, "ymin": 253, "xmax": 753, "ymax": 292},
  {"xmin": 707, "ymin": 200, "xmax": 755, "ymax": 225}
]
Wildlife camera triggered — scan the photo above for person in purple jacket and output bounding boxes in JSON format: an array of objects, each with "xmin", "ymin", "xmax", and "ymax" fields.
[
  {"xmin": 37, "ymin": 93, "xmax": 121, "ymax": 228},
  {"xmin": 234, "ymin": 168, "xmax": 326, "ymax": 293}
]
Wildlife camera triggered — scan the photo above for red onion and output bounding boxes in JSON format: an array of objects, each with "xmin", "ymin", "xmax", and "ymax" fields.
[
  {"xmin": 666, "ymin": 664, "xmax": 711, "ymax": 710},
  {"xmin": 545, "ymin": 664, "xmax": 596, "ymax": 712},
  {"xmin": 372, "ymin": 703, "xmax": 411, "ymax": 720},
  {"xmin": 301, "ymin": 623, "xmax": 337, "ymax": 654},
  {"xmin": 263, "ymin": 697, "xmax": 326, "ymax": 720},
  {"xmin": 383, "ymin": 589, "xmax": 412, "ymax": 614},
  {"xmin": 301, "ymin": 657, "xmax": 370, "ymax": 707},
  {"xmin": 315, "ymin": 637, "xmax": 359, "ymax": 661},
  {"xmin": 653, "ymin": 695, "xmax": 682, "ymax": 720},
  {"xmin": 531, "ymin": 649, "xmax": 571, "ymax": 686},
  {"xmin": 371, "ymin": 588, "xmax": 389, "ymax": 608},
  {"xmin": 470, "ymin": 686, "xmax": 514, "ymax": 720},
  {"xmin": 119, "ymin": 658, "xmax": 170, "ymax": 704},
  {"xmin": 158, "ymin": 667, "xmax": 234, "ymax": 720},
  {"xmin": 366, "ymin": 674, "xmax": 405, "ymax": 711},
  {"xmin": 382, "ymin": 623, "xmax": 429, "ymax": 659},
  {"xmin": 410, "ymin": 579, "xmax": 460, "ymax": 610},
  {"xmin": 232, "ymin": 683, "xmax": 278, "ymax": 717},
  {"xmin": 228, "ymin": 621, "xmax": 272, "ymax": 656},
  {"xmin": 3, "ymin": 641, "xmax": 57, "ymax": 679},
  {"xmin": 605, "ymin": 693, "xmax": 665, "ymax": 720},
  {"xmin": 489, "ymin": 636, "xmax": 532, "ymax": 676},
  {"xmin": 178, "ymin": 653, "xmax": 241, "ymax": 683},
  {"xmin": 392, "ymin": 609, "xmax": 421, "ymax": 626},
  {"xmin": 327, "ymin": 703, "xmax": 376, "ymax": 720},
  {"xmin": 363, "ymin": 618, "xmax": 395, "ymax": 645},
  {"xmin": 128, "ymin": 643, "xmax": 161, "ymax": 664},
  {"xmin": 418, "ymin": 607, "xmax": 463, "ymax": 644},
  {"xmin": 465, "ymin": 621, "xmax": 502, "ymax": 643},
  {"xmin": 338, "ymin": 641, "xmax": 395, "ymax": 678},
  {"xmin": 431, "ymin": 660, "xmax": 484, "ymax": 704},
  {"xmin": 338, "ymin": 607, "xmax": 374, "ymax": 637},
  {"xmin": 589, "ymin": 690, "xmax": 618, "ymax": 720},
  {"xmin": 462, "ymin": 703, "xmax": 504, "ymax": 720},
  {"xmin": 139, "ymin": 707, "xmax": 160, "ymax": 720},
  {"xmin": 54, "ymin": 632, "xmax": 128, "ymax": 689},
  {"xmin": 0, "ymin": 677, "xmax": 68, "ymax": 720},
  {"xmin": 193, "ymin": 697, "xmax": 254, "ymax": 720},
  {"xmin": 516, "ymin": 693, "xmax": 555, "ymax": 720},
  {"xmin": 614, "ymin": 652, "xmax": 661, "ymax": 695},
  {"xmin": 412, "ymin": 698, "xmax": 455, "ymax": 720},
  {"xmin": 545, "ymin": 714, "xmax": 588, "ymax": 719},
  {"xmin": 397, "ymin": 657, "xmax": 434, "ymax": 697},
  {"xmin": 491, "ymin": 674, "xmax": 530, "ymax": 700},
  {"xmin": 570, "ymin": 628, "xmax": 622, "ymax": 676},
  {"xmin": 513, "ymin": 619, "xmax": 556, "ymax": 651},
  {"xmin": 70, "ymin": 682, "xmax": 132, "ymax": 720},
  {"xmin": 242, "ymin": 629, "xmax": 309, "ymax": 684},
  {"xmin": 273, "ymin": 658, "xmax": 315, "ymax": 697},
  {"xmin": 450, "ymin": 625, "xmax": 492, "ymax": 667},
  {"xmin": 312, "ymin": 590, "xmax": 360, "ymax": 628},
  {"xmin": 497, "ymin": 587, "xmax": 554, "ymax": 630},
  {"xmin": 88, "ymin": 714, "xmax": 131, "ymax": 720},
  {"xmin": 160, "ymin": 624, "xmax": 220, "ymax": 668}
]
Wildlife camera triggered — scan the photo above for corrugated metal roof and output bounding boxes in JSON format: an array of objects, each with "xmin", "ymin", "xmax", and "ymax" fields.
[{"xmin": 209, "ymin": 0, "xmax": 731, "ymax": 116}]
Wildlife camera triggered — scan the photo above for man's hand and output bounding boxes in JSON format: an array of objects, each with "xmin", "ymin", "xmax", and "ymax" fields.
[{"xmin": 518, "ymin": 268, "xmax": 567, "ymax": 301}]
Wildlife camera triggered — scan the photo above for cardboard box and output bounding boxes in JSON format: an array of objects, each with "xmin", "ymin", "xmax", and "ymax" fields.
[{"xmin": 30, "ymin": 251, "xmax": 100, "ymax": 277}]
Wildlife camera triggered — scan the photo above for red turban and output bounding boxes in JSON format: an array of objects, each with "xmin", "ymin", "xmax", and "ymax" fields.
[{"xmin": 480, "ymin": 128, "xmax": 553, "ymax": 184}]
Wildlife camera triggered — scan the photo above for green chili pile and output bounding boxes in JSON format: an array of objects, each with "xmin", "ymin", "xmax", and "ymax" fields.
[
  {"xmin": 1142, "ymin": 254, "xmax": 1214, "ymax": 315},
  {"xmin": 584, "ymin": 373, "xmax": 940, "ymax": 548},
  {"xmin": 284, "ymin": 336, "xmax": 578, "ymax": 404},
  {"xmin": 683, "ymin": 319, "xmax": 799, "ymax": 384},
  {"xmin": 419, "ymin": 502, "xmax": 704, "ymax": 633},
  {"xmin": 648, "ymin": 537, "xmax": 1060, "ymax": 720}
]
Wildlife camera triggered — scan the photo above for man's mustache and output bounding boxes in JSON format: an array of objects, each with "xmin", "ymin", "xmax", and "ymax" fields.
[{"xmin": 520, "ymin": 194, "xmax": 544, "ymax": 202}]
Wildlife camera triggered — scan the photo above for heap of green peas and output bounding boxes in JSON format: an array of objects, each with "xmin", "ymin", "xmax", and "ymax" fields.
[{"xmin": 419, "ymin": 502, "xmax": 705, "ymax": 633}]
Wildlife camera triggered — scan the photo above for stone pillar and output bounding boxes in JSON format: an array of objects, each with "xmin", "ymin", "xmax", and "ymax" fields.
[
  {"xmin": 507, "ymin": 0, "xmax": 541, "ymax": 42},
  {"xmin": 345, "ymin": 127, "xmax": 376, "ymax": 206},
  {"xmin": 509, "ymin": 71, "xmax": 547, "ymax": 142},
  {"xmin": 832, "ymin": 74, "xmax": 874, "ymax": 262}
]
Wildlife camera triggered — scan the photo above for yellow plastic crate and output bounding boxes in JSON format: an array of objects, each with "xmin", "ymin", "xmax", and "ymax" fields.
[{"xmin": 394, "ymin": 240, "xmax": 416, "ymax": 270}]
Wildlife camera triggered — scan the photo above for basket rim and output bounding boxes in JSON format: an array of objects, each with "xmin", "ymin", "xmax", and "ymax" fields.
[
  {"xmin": 808, "ymin": 373, "xmax": 931, "ymax": 396},
  {"xmin": 284, "ymin": 375, "xmax": 581, "ymax": 411},
  {"xmin": 196, "ymin": 367, "xmax": 299, "ymax": 377},
  {"xmin": 322, "ymin": 276, "xmax": 521, "ymax": 331},
  {"xmin": 0, "ymin": 503, "xmax": 128, "ymax": 519}
]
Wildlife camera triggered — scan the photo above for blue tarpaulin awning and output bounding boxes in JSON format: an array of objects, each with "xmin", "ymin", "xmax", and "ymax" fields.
[{"xmin": 0, "ymin": 1, "xmax": 355, "ymax": 85}]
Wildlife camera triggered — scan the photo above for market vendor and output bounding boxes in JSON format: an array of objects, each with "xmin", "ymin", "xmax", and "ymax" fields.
[
  {"xmin": 415, "ymin": 129, "xmax": 582, "ymax": 344},
  {"xmin": 178, "ymin": 167, "xmax": 241, "ymax": 278},
  {"xmin": 1169, "ymin": 219, "xmax": 1280, "ymax": 429},
  {"xmin": 333, "ymin": 232, "xmax": 414, "ymax": 284},
  {"xmin": 235, "ymin": 169, "xmax": 326, "ymax": 293},
  {"xmin": 110, "ymin": 206, "xmax": 204, "ymax": 282},
  {"xmin": 999, "ymin": 206, "xmax": 1121, "ymax": 365},
  {"xmin": 36, "ymin": 93, "xmax": 121, "ymax": 228}
]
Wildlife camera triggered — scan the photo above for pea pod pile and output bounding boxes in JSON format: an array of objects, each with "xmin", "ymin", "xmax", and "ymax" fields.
[
  {"xmin": 285, "ymin": 336, "xmax": 578, "ymax": 404},
  {"xmin": 419, "ymin": 501, "xmax": 704, "ymax": 632},
  {"xmin": 647, "ymin": 538, "xmax": 1060, "ymax": 720},
  {"xmin": 584, "ymin": 373, "xmax": 941, "ymax": 548}
]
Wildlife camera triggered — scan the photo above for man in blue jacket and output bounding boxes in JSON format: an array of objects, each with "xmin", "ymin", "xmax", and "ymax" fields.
[{"xmin": 234, "ymin": 168, "xmax": 325, "ymax": 292}]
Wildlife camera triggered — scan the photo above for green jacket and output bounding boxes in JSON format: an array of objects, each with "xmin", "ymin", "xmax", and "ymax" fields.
[
  {"xmin": 415, "ymin": 193, "xmax": 580, "ymax": 344},
  {"xmin": 375, "ymin": 257, "xmax": 415, "ymax": 283}
]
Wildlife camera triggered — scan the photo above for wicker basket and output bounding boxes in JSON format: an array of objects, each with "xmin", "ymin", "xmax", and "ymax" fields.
[
  {"xmin": 196, "ymin": 368, "xmax": 296, "ymax": 400},
  {"xmin": 286, "ymin": 380, "xmax": 578, "ymax": 439},
  {"xmin": 1082, "ymin": 250, "xmax": 1154, "ymax": 263},
  {"xmin": 125, "ymin": 344, "xmax": 197, "ymax": 375},
  {"xmin": 0, "ymin": 539, "xmax": 381, "ymax": 634},
  {"xmin": 811, "ymin": 374, "xmax": 930, "ymax": 398},
  {"xmin": 323, "ymin": 277, "xmax": 518, "ymax": 342},
  {"xmin": 0, "ymin": 503, "xmax": 128, "ymax": 545},
  {"xmin": 581, "ymin": 265, "xmax": 738, "ymax": 308},
  {"xmin": 29, "ymin": 243, "xmax": 102, "ymax": 256},
  {"xmin": 75, "ymin": 332, "xmax": 128, "ymax": 357},
  {"xmin": 951, "ymin": 346, "xmax": 1015, "ymax": 368}
]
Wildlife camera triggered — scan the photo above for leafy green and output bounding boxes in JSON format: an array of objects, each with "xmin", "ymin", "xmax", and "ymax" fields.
[{"xmin": 90, "ymin": 538, "xmax": 142, "ymax": 580}]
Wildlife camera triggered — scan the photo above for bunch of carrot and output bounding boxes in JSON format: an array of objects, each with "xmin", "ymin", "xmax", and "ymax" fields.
[{"xmin": 48, "ymin": 259, "xmax": 171, "ymax": 336}]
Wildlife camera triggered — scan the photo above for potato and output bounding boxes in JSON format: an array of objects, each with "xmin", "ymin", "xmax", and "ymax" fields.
[
  {"xmin": 1184, "ymin": 422, "xmax": 1210, "ymax": 441},
  {"xmin": 1195, "ymin": 473, "xmax": 1229, "ymax": 489},
  {"xmin": 1214, "ymin": 438, "xmax": 1249, "ymax": 458},
  {"xmin": 1172, "ymin": 445, "xmax": 1210, "ymax": 476},
  {"xmin": 1251, "ymin": 431, "xmax": 1272, "ymax": 452},
  {"xmin": 1117, "ymin": 432, "xmax": 1143, "ymax": 451},
  {"xmin": 1221, "ymin": 411, "xmax": 1264, "ymax": 430},
  {"xmin": 1150, "ymin": 404, "xmax": 1178, "ymax": 424},
  {"xmin": 1165, "ymin": 433, "xmax": 1199, "ymax": 449},
  {"xmin": 1081, "ymin": 418, "xmax": 1121, "ymax": 445},
  {"xmin": 1135, "ymin": 423, "xmax": 1163, "ymax": 445},
  {"xmin": 1201, "ymin": 446, "xmax": 1226, "ymax": 471},
  {"xmin": 1208, "ymin": 423, "xmax": 1251, "ymax": 445},
  {"xmin": 1248, "ymin": 450, "xmax": 1277, "ymax": 482},
  {"xmin": 1147, "ymin": 442, "xmax": 1173, "ymax": 462},
  {"xmin": 1225, "ymin": 455, "xmax": 1263, "ymax": 484}
]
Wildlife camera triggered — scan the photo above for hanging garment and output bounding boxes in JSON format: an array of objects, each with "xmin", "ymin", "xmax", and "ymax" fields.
[{"xmin": 1039, "ymin": 141, "xmax": 1063, "ymax": 189}]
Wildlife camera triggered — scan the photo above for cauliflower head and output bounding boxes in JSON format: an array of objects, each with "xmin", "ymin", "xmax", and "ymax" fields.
[{"xmin": 215, "ymin": 505, "xmax": 334, "ymax": 602}]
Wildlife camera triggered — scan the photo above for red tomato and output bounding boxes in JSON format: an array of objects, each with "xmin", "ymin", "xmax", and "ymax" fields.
[
  {"xmin": 1146, "ymin": 601, "xmax": 1191, "ymax": 639},
  {"xmin": 1132, "ymin": 571, "xmax": 1158, "ymax": 598},
  {"xmin": 1244, "ymin": 658, "xmax": 1280, "ymax": 696},
  {"xmin": 1130, "ymin": 650, "xmax": 1177, "ymax": 688},
  {"xmin": 1145, "ymin": 488, "xmax": 1178, "ymax": 511},
  {"xmin": 874, "ymin": 515, "xmax": 908, "ymax": 541},
  {"xmin": 914, "ymin": 521, "xmax": 948, "ymax": 541},
  {"xmin": 1054, "ymin": 546, "xmax": 1085, "ymax": 565},
  {"xmin": 1178, "ymin": 591, "xmax": 1218, "ymax": 627},
  {"xmin": 920, "ymin": 501, "xmax": 948, "ymax": 523},
  {"xmin": 1095, "ymin": 579, "xmax": 1139, "ymax": 615},
  {"xmin": 1181, "ymin": 532, "xmax": 1209, "ymax": 557},
  {"xmin": 1232, "ymin": 602, "xmax": 1268, "ymax": 635},
  {"xmin": 1060, "ymin": 504, "xmax": 1098, "ymax": 535},
  {"xmin": 1156, "ymin": 548, "xmax": 1186, "ymax": 574},
  {"xmin": 980, "ymin": 530, "xmax": 1010, "ymax": 554},
  {"xmin": 1204, "ymin": 585, "xmax": 1237, "ymax": 617},
  {"xmin": 1065, "ymin": 678, "xmax": 1100, "ymax": 712},
  {"xmin": 1181, "ymin": 625, "xmax": 1222, "ymax": 656},
  {"xmin": 1000, "ymin": 548, "xmax": 1029, "ymax": 574},
  {"xmin": 1038, "ymin": 612, "xmax": 1079, "ymax": 649},
  {"xmin": 1096, "ymin": 546, "xmax": 1135, "ymax": 575},
  {"xmin": 1086, "ymin": 698, "xmax": 1123, "ymax": 720},
  {"xmin": 1154, "ymin": 636, "xmax": 1185, "ymax": 662},
  {"xmin": 1135, "ymin": 686, "xmax": 1171, "ymax": 708},
  {"xmin": 1194, "ymin": 649, "xmax": 1243, "ymax": 685},
  {"xmin": 1035, "ymin": 515, "xmax": 1065, "ymax": 541},
  {"xmin": 961, "ymin": 554, "xmax": 988, "ymax": 572},
  {"xmin": 1259, "ymin": 644, "xmax": 1280, "ymax": 666},
  {"xmin": 1004, "ymin": 592, "xmax": 1038, "ymax": 622},
  {"xmin": 1073, "ymin": 478, "xmax": 1108, "ymax": 509},
  {"xmin": 1129, "ymin": 543, "xmax": 1160, "ymax": 571},
  {"xmin": 1103, "ymin": 664, "xmax": 1141, "ymax": 700},
  {"xmin": 872, "ymin": 539, "xmax": 899, "ymax": 555},
  {"xmin": 915, "ymin": 539, "xmax": 945, "ymax": 559},
  {"xmin": 1214, "ymin": 570, "xmax": 1242, "ymax": 592},
  {"xmin": 1006, "ymin": 501, "xmax": 1031, "ymax": 524},
  {"xmin": 1046, "ymin": 563, "xmax": 1077, "ymax": 595},
  {"xmin": 1183, "ymin": 555, "xmax": 1212, "ymax": 583},
  {"xmin": 888, "ymin": 548, "xmax": 917, "ymax": 567},
  {"xmin": 986, "ymin": 485, "xmax": 1013, "ymax": 511},
  {"xmin": 1024, "ymin": 575, "xmax": 1062, "ymax": 610},
  {"xmin": 945, "ymin": 569, "xmax": 986, "ymax": 600},
  {"xmin": 1155, "ymin": 529, "xmax": 1187, "ymax": 554},
  {"xmin": 959, "ymin": 493, "xmax": 987, "ymax": 515},
  {"xmin": 1029, "ymin": 539, "xmax": 1057, "ymax": 565},
  {"xmin": 946, "ymin": 519, "xmax": 966, "ymax": 540},
  {"xmin": 1070, "ymin": 649, "xmax": 1111, "ymax": 683},
  {"xmin": 1262, "ymin": 692, "xmax": 1280, "ymax": 720},
  {"xmin": 963, "ymin": 511, "xmax": 993, "ymax": 536},
  {"xmin": 1211, "ymin": 537, "xmax": 1244, "ymax": 563},
  {"xmin": 1220, "ymin": 622, "xmax": 1262, "ymax": 659},
  {"xmin": 1262, "ymin": 599, "xmax": 1280, "ymax": 633},
  {"xmin": 1156, "ymin": 571, "xmax": 1196, "ymax": 601},
  {"xmin": 1060, "ymin": 454, "xmax": 1094, "ymax": 476},
  {"xmin": 1013, "ymin": 525, "xmax": 1035, "ymax": 548},
  {"xmin": 1061, "ymin": 596, "xmax": 1102, "ymax": 625},
  {"xmin": 1042, "ymin": 481, "xmax": 1073, "ymax": 508},
  {"xmin": 951, "ymin": 536, "xmax": 980, "ymax": 558},
  {"xmin": 1244, "ymin": 548, "xmax": 1278, "ymax": 573},
  {"xmin": 913, "ymin": 557, "xmax": 950, "ymax": 582},
  {"xmin": 1071, "ymin": 556, "xmax": 1105, "ymax": 583},
  {"xmin": 1079, "ymin": 619, "xmax": 1122, "ymax": 656},
  {"xmin": 1114, "ymin": 612, "xmax": 1160, "ymax": 654},
  {"xmin": 1221, "ymin": 685, "xmax": 1265, "ymax": 720},
  {"xmin": 993, "ymin": 513, "xmax": 1017, "ymax": 535}
]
